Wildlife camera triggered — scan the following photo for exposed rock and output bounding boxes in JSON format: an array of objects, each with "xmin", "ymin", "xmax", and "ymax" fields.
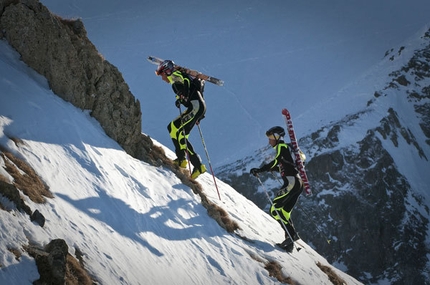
[
  {"xmin": 29, "ymin": 239, "xmax": 69, "ymax": 285},
  {"xmin": 0, "ymin": 0, "xmax": 156, "ymax": 163},
  {"xmin": 303, "ymin": 130, "xmax": 428, "ymax": 284},
  {"xmin": 45, "ymin": 239, "xmax": 69, "ymax": 284},
  {"xmin": 1, "ymin": 146, "xmax": 53, "ymax": 203},
  {"xmin": 0, "ymin": 180, "xmax": 32, "ymax": 214},
  {"xmin": 31, "ymin": 209, "xmax": 45, "ymax": 227}
]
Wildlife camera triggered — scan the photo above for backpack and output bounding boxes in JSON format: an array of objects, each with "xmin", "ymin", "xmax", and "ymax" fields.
[
  {"xmin": 286, "ymin": 143, "xmax": 307, "ymax": 166},
  {"xmin": 192, "ymin": 77, "xmax": 205, "ymax": 95}
]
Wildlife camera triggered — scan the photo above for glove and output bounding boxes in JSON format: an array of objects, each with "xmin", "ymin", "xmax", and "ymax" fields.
[
  {"xmin": 196, "ymin": 114, "xmax": 205, "ymax": 125},
  {"xmin": 250, "ymin": 168, "xmax": 260, "ymax": 176},
  {"xmin": 175, "ymin": 99, "xmax": 181, "ymax": 108}
]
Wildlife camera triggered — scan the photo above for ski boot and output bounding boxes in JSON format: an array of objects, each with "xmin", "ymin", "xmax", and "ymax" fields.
[
  {"xmin": 191, "ymin": 164, "xmax": 207, "ymax": 179},
  {"xmin": 173, "ymin": 158, "xmax": 187, "ymax": 168},
  {"xmin": 277, "ymin": 238, "xmax": 294, "ymax": 253}
]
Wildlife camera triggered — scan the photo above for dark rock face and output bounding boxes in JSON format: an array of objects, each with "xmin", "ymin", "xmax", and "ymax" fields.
[
  {"xmin": 29, "ymin": 239, "xmax": 69, "ymax": 285},
  {"xmin": 45, "ymin": 239, "xmax": 69, "ymax": 284},
  {"xmin": 217, "ymin": 30, "xmax": 430, "ymax": 284},
  {"xmin": 31, "ymin": 209, "xmax": 45, "ymax": 227},
  {"xmin": 0, "ymin": 0, "xmax": 154, "ymax": 162},
  {"xmin": 0, "ymin": 180, "xmax": 31, "ymax": 214},
  {"xmin": 303, "ymin": 128, "xmax": 428, "ymax": 284}
]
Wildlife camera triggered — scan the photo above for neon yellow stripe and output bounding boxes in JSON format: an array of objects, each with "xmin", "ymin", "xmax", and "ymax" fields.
[
  {"xmin": 169, "ymin": 119, "xmax": 191, "ymax": 151},
  {"xmin": 270, "ymin": 204, "xmax": 291, "ymax": 223}
]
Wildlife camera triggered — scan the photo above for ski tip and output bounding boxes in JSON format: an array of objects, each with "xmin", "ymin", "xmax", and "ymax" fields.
[
  {"xmin": 206, "ymin": 78, "xmax": 224, "ymax": 86},
  {"xmin": 147, "ymin": 56, "xmax": 156, "ymax": 64},
  {"xmin": 281, "ymin": 108, "xmax": 289, "ymax": 116},
  {"xmin": 147, "ymin": 55, "xmax": 163, "ymax": 65}
]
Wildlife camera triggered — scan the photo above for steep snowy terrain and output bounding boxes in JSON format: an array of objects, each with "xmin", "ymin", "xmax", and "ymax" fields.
[{"xmin": 0, "ymin": 39, "xmax": 361, "ymax": 284}]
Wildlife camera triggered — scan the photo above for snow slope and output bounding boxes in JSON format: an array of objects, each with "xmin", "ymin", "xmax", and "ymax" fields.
[{"xmin": 0, "ymin": 39, "xmax": 361, "ymax": 284}]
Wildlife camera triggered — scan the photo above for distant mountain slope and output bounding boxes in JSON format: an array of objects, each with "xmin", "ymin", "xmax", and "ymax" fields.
[{"xmin": 217, "ymin": 28, "xmax": 430, "ymax": 285}]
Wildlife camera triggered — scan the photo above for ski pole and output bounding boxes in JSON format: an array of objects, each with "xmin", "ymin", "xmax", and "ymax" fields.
[
  {"xmin": 197, "ymin": 124, "xmax": 221, "ymax": 200},
  {"xmin": 270, "ymin": 172, "xmax": 331, "ymax": 244},
  {"xmin": 178, "ymin": 106, "xmax": 192, "ymax": 172},
  {"xmin": 255, "ymin": 175, "xmax": 301, "ymax": 252}
]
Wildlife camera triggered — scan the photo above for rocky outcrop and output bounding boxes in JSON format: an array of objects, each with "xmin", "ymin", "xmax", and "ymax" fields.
[
  {"xmin": 0, "ymin": 146, "xmax": 49, "ymax": 227},
  {"xmin": 301, "ymin": 126, "xmax": 428, "ymax": 284},
  {"xmin": 26, "ymin": 239, "xmax": 94, "ymax": 285},
  {"xmin": 0, "ymin": 0, "xmax": 156, "ymax": 163}
]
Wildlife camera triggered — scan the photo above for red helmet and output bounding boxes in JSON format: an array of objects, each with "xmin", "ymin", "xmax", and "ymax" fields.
[{"xmin": 156, "ymin": 60, "xmax": 174, "ymax": 76}]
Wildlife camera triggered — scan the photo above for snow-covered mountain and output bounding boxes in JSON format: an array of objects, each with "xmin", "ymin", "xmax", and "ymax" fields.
[{"xmin": 217, "ymin": 28, "xmax": 430, "ymax": 284}]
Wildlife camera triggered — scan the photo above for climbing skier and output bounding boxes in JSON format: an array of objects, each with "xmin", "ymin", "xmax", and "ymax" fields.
[
  {"xmin": 250, "ymin": 126, "xmax": 304, "ymax": 252},
  {"xmin": 155, "ymin": 60, "xmax": 207, "ymax": 179}
]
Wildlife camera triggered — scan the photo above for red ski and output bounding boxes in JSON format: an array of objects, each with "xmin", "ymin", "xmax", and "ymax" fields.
[{"xmin": 282, "ymin": 108, "xmax": 312, "ymax": 196}]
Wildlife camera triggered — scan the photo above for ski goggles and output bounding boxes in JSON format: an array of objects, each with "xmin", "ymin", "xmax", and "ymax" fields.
[
  {"xmin": 267, "ymin": 134, "xmax": 281, "ymax": 140},
  {"xmin": 155, "ymin": 66, "xmax": 173, "ymax": 76}
]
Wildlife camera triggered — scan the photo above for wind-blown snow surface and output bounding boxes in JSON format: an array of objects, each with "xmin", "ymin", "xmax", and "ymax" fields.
[
  {"xmin": 39, "ymin": 0, "xmax": 430, "ymax": 167},
  {"xmin": 0, "ymin": 42, "xmax": 362, "ymax": 284}
]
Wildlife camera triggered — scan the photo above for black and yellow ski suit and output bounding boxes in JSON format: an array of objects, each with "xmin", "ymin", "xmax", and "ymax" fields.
[
  {"xmin": 166, "ymin": 70, "xmax": 206, "ymax": 168},
  {"xmin": 258, "ymin": 141, "xmax": 303, "ymax": 239}
]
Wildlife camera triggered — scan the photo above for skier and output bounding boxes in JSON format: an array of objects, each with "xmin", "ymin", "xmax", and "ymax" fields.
[
  {"xmin": 250, "ymin": 126, "xmax": 303, "ymax": 252},
  {"xmin": 155, "ymin": 60, "xmax": 207, "ymax": 179}
]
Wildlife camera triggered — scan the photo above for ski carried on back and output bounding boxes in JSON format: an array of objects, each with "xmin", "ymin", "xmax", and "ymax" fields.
[
  {"xmin": 282, "ymin": 108, "xmax": 312, "ymax": 196},
  {"xmin": 147, "ymin": 56, "xmax": 224, "ymax": 86}
]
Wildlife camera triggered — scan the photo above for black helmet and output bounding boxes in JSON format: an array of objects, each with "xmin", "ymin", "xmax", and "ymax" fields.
[
  {"xmin": 156, "ymin": 60, "xmax": 175, "ymax": 76},
  {"xmin": 266, "ymin": 126, "xmax": 285, "ymax": 140}
]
